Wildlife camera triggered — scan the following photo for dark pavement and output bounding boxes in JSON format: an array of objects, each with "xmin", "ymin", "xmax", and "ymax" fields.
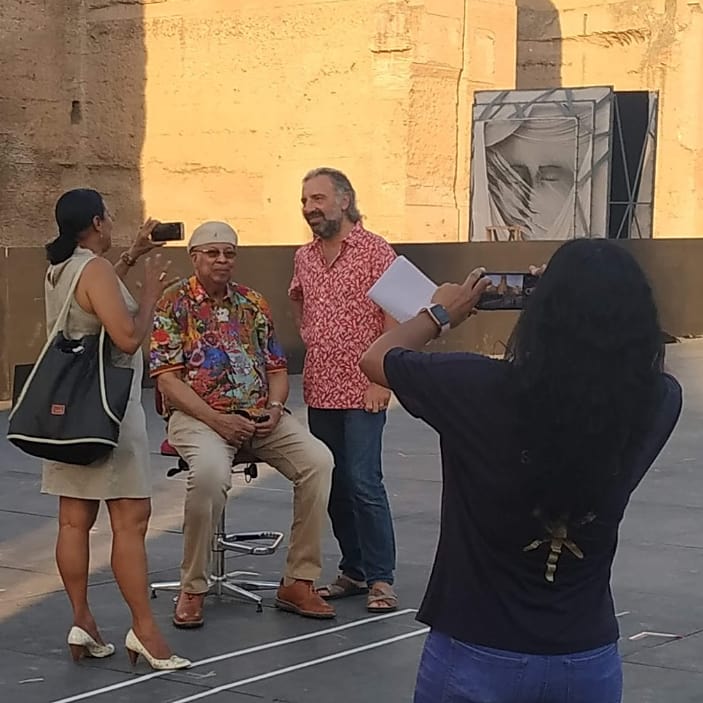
[{"xmin": 1, "ymin": 341, "xmax": 702, "ymax": 703}]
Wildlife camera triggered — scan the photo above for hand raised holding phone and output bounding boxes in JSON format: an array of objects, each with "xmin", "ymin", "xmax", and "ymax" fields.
[
  {"xmin": 430, "ymin": 267, "xmax": 492, "ymax": 327},
  {"xmin": 475, "ymin": 265, "xmax": 547, "ymax": 311},
  {"xmin": 430, "ymin": 263, "xmax": 548, "ymax": 322}
]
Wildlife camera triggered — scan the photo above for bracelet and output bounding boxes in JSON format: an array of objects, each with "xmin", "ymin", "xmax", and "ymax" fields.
[
  {"xmin": 268, "ymin": 401, "xmax": 285, "ymax": 412},
  {"xmin": 120, "ymin": 251, "xmax": 137, "ymax": 267}
]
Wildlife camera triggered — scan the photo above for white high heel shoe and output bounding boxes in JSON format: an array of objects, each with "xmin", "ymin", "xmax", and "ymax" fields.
[
  {"xmin": 125, "ymin": 629, "xmax": 191, "ymax": 670},
  {"xmin": 67, "ymin": 626, "xmax": 116, "ymax": 661}
]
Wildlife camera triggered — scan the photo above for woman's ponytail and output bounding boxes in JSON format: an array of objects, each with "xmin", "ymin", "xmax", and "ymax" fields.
[{"xmin": 45, "ymin": 188, "xmax": 105, "ymax": 265}]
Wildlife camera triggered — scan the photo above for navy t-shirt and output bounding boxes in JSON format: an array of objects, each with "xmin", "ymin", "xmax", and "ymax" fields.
[{"xmin": 384, "ymin": 348, "xmax": 682, "ymax": 655}]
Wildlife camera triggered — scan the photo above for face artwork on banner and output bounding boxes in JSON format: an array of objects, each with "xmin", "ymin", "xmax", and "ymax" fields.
[{"xmin": 469, "ymin": 87, "xmax": 658, "ymax": 242}]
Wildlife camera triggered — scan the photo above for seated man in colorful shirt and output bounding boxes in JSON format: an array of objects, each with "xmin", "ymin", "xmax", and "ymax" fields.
[{"xmin": 150, "ymin": 221, "xmax": 335, "ymax": 627}]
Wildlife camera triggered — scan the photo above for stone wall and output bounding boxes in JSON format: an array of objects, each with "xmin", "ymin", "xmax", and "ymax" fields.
[
  {"xmin": 0, "ymin": 0, "xmax": 701, "ymax": 250},
  {"xmin": 128, "ymin": 0, "xmax": 517, "ymax": 245},
  {"xmin": 518, "ymin": 0, "xmax": 703, "ymax": 237},
  {"xmin": 0, "ymin": 0, "xmax": 146, "ymax": 247},
  {"xmin": 1, "ymin": 0, "xmax": 516, "ymax": 247}
]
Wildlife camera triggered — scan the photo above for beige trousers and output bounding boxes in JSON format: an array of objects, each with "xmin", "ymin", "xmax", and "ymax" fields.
[{"xmin": 168, "ymin": 410, "xmax": 333, "ymax": 594}]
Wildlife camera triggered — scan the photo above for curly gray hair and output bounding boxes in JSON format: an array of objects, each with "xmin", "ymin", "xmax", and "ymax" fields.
[{"xmin": 303, "ymin": 167, "xmax": 362, "ymax": 223}]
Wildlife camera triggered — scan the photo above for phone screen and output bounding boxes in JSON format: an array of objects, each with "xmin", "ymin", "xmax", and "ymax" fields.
[
  {"xmin": 151, "ymin": 222, "xmax": 184, "ymax": 242},
  {"xmin": 476, "ymin": 272, "xmax": 538, "ymax": 310}
]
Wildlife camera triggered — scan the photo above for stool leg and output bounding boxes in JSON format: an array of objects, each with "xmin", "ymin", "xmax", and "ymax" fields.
[
  {"xmin": 212, "ymin": 509, "xmax": 227, "ymax": 578},
  {"xmin": 151, "ymin": 496, "xmax": 281, "ymax": 610},
  {"xmin": 220, "ymin": 582, "xmax": 264, "ymax": 612},
  {"xmin": 225, "ymin": 571, "xmax": 280, "ymax": 591},
  {"xmin": 208, "ymin": 508, "xmax": 227, "ymax": 598},
  {"xmin": 150, "ymin": 579, "xmax": 182, "ymax": 599}
]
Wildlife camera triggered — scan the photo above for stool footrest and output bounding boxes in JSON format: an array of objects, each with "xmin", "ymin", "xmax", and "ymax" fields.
[
  {"xmin": 150, "ymin": 571, "xmax": 280, "ymax": 612},
  {"xmin": 218, "ymin": 530, "xmax": 284, "ymax": 556}
]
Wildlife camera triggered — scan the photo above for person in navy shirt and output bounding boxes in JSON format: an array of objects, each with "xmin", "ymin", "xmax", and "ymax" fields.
[{"xmin": 360, "ymin": 239, "xmax": 682, "ymax": 703}]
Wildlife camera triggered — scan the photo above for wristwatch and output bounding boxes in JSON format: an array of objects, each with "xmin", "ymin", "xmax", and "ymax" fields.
[{"xmin": 421, "ymin": 304, "xmax": 451, "ymax": 337}]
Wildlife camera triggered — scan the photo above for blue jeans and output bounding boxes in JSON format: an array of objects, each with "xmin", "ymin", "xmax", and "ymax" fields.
[
  {"xmin": 307, "ymin": 408, "xmax": 396, "ymax": 585},
  {"xmin": 414, "ymin": 630, "xmax": 623, "ymax": 703}
]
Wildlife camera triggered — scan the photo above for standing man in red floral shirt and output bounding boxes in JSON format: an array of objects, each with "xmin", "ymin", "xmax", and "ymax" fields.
[{"xmin": 289, "ymin": 167, "xmax": 399, "ymax": 612}]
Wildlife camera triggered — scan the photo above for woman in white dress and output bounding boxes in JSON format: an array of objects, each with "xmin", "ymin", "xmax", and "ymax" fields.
[{"xmin": 42, "ymin": 188, "xmax": 189, "ymax": 670}]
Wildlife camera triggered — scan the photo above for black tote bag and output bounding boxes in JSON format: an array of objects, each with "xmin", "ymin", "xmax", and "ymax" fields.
[{"xmin": 7, "ymin": 259, "xmax": 134, "ymax": 465}]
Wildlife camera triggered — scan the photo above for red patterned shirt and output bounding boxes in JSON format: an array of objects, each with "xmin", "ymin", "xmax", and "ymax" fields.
[{"xmin": 289, "ymin": 223, "xmax": 396, "ymax": 409}]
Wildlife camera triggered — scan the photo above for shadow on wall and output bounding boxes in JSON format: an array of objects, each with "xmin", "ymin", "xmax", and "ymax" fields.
[
  {"xmin": 0, "ymin": 1, "xmax": 147, "ymax": 245},
  {"xmin": 0, "ymin": 0, "xmax": 146, "ymax": 398},
  {"xmin": 0, "ymin": 1, "xmax": 71, "ymax": 247},
  {"xmin": 516, "ymin": 0, "xmax": 562, "ymax": 88},
  {"xmin": 83, "ymin": 2, "xmax": 146, "ymax": 242}
]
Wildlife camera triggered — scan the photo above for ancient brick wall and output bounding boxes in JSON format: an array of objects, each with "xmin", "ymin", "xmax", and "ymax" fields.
[
  {"xmin": 1, "ymin": 0, "xmax": 700, "ymax": 246},
  {"xmin": 518, "ymin": 0, "xmax": 703, "ymax": 237},
  {"xmin": 0, "ymin": 0, "xmax": 146, "ymax": 247},
  {"xmin": 0, "ymin": 0, "xmax": 515, "ymax": 246}
]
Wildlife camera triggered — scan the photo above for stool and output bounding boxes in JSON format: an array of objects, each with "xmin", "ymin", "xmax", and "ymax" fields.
[
  {"xmin": 485, "ymin": 225, "xmax": 526, "ymax": 242},
  {"xmin": 150, "ymin": 454, "xmax": 284, "ymax": 613}
]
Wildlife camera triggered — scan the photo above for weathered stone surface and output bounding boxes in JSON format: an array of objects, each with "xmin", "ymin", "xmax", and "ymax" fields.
[
  {"xmin": 0, "ymin": 0, "xmax": 700, "ymax": 244},
  {"xmin": 518, "ymin": 0, "xmax": 703, "ymax": 238}
]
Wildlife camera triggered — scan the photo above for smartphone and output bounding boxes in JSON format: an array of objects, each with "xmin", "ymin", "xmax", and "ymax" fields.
[
  {"xmin": 151, "ymin": 222, "xmax": 184, "ymax": 242},
  {"xmin": 476, "ymin": 272, "xmax": 539, "ymax": 311}
]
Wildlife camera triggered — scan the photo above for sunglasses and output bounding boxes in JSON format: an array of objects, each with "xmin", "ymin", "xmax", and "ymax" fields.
[{"xmin": 192, "ymin": 247, "xmax": 237, "ymax": 260}]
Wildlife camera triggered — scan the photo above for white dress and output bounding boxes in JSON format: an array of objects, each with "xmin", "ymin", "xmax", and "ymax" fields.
[{"xmin": 40, "ymin": 247, "xmax": 152, "ymax": 500}]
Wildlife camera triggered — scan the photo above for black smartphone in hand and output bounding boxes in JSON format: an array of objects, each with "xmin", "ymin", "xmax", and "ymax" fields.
[
  {"xmin": 477, "ymin": 272, "xmax": 539, "ymax": 310},
  {"xmin": 151, "ymin": 222, "xmax": 185, "ymax": 242}
]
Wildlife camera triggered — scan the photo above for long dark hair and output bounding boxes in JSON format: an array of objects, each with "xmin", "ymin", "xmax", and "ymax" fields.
[
  {"xmin": 45, "ymin": 188, "xmax": 105, "ymax": 265},
  {"xmin": 505, "ymin": 238, "xmax": 664, "ymax": 524}
]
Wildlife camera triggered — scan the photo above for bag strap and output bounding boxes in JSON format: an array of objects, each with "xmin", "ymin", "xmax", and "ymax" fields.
[
  {"xmin": 8, "ymin": 256, "xmax": 96, "ymax": 421},
  {"xmin": 47, "ymin": 255, "xmax": 96, "ymax": 340}
]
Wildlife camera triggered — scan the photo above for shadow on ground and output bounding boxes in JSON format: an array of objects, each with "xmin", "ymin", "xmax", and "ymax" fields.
[{"xmin": 1, "ymin": 345, "xmax": 703, "ymax": 702}]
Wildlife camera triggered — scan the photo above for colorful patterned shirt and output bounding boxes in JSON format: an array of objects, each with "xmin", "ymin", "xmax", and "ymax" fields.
[
  {"xmin": 288, "ymin": 223, "xmax": 396, "ymax": 409},
  {"xmin": 150, "ymin": 276, "xmax": 287, "ymax": 415}
]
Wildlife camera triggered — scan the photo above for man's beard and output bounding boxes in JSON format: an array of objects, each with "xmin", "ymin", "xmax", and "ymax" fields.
[{"xmin": 306, "ymin": 212, "xmax": 342, "ymax": 239}]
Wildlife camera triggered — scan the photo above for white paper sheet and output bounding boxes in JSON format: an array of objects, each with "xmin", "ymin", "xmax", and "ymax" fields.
[{"xmin": 367, "ymin": 255, "xmax": 438, "ymax": 322}]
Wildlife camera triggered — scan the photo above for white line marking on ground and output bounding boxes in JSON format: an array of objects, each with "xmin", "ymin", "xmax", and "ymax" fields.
[
  {"xmin": 167, "ymin": 627, "xmax": 431, "ymax": 703},
  {"xmin": 616, "ymin": 611, "xmax": 630, "ymax": 617},
  {"xmin": 628, "ymin": 631, "xmax": 681, "ymax": 641},
  {"xmin": 49, "ymin": 608, "xmax": 417, "ymax": 703},
  {"xmin": 246, "ymin": 486, "xmax": 290, "ymax": 493}
]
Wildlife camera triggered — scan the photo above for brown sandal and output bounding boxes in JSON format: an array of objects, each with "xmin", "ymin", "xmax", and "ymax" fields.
[
  {"xmin": 316, "ymin": 574, "xmax": 369, "ymax": 600},
  {"xmin": 367, "ymin": 582, "xmax": 398, "ymax": 612}
]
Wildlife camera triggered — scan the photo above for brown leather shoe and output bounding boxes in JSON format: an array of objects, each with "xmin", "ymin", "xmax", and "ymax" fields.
[
  {"xmin": 275, "ymin": 579, "xmax": 336, "ymax": 619},
  {"xmin": 173, "ymin": 591, "xmax": 205, "ymax": 629}
]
